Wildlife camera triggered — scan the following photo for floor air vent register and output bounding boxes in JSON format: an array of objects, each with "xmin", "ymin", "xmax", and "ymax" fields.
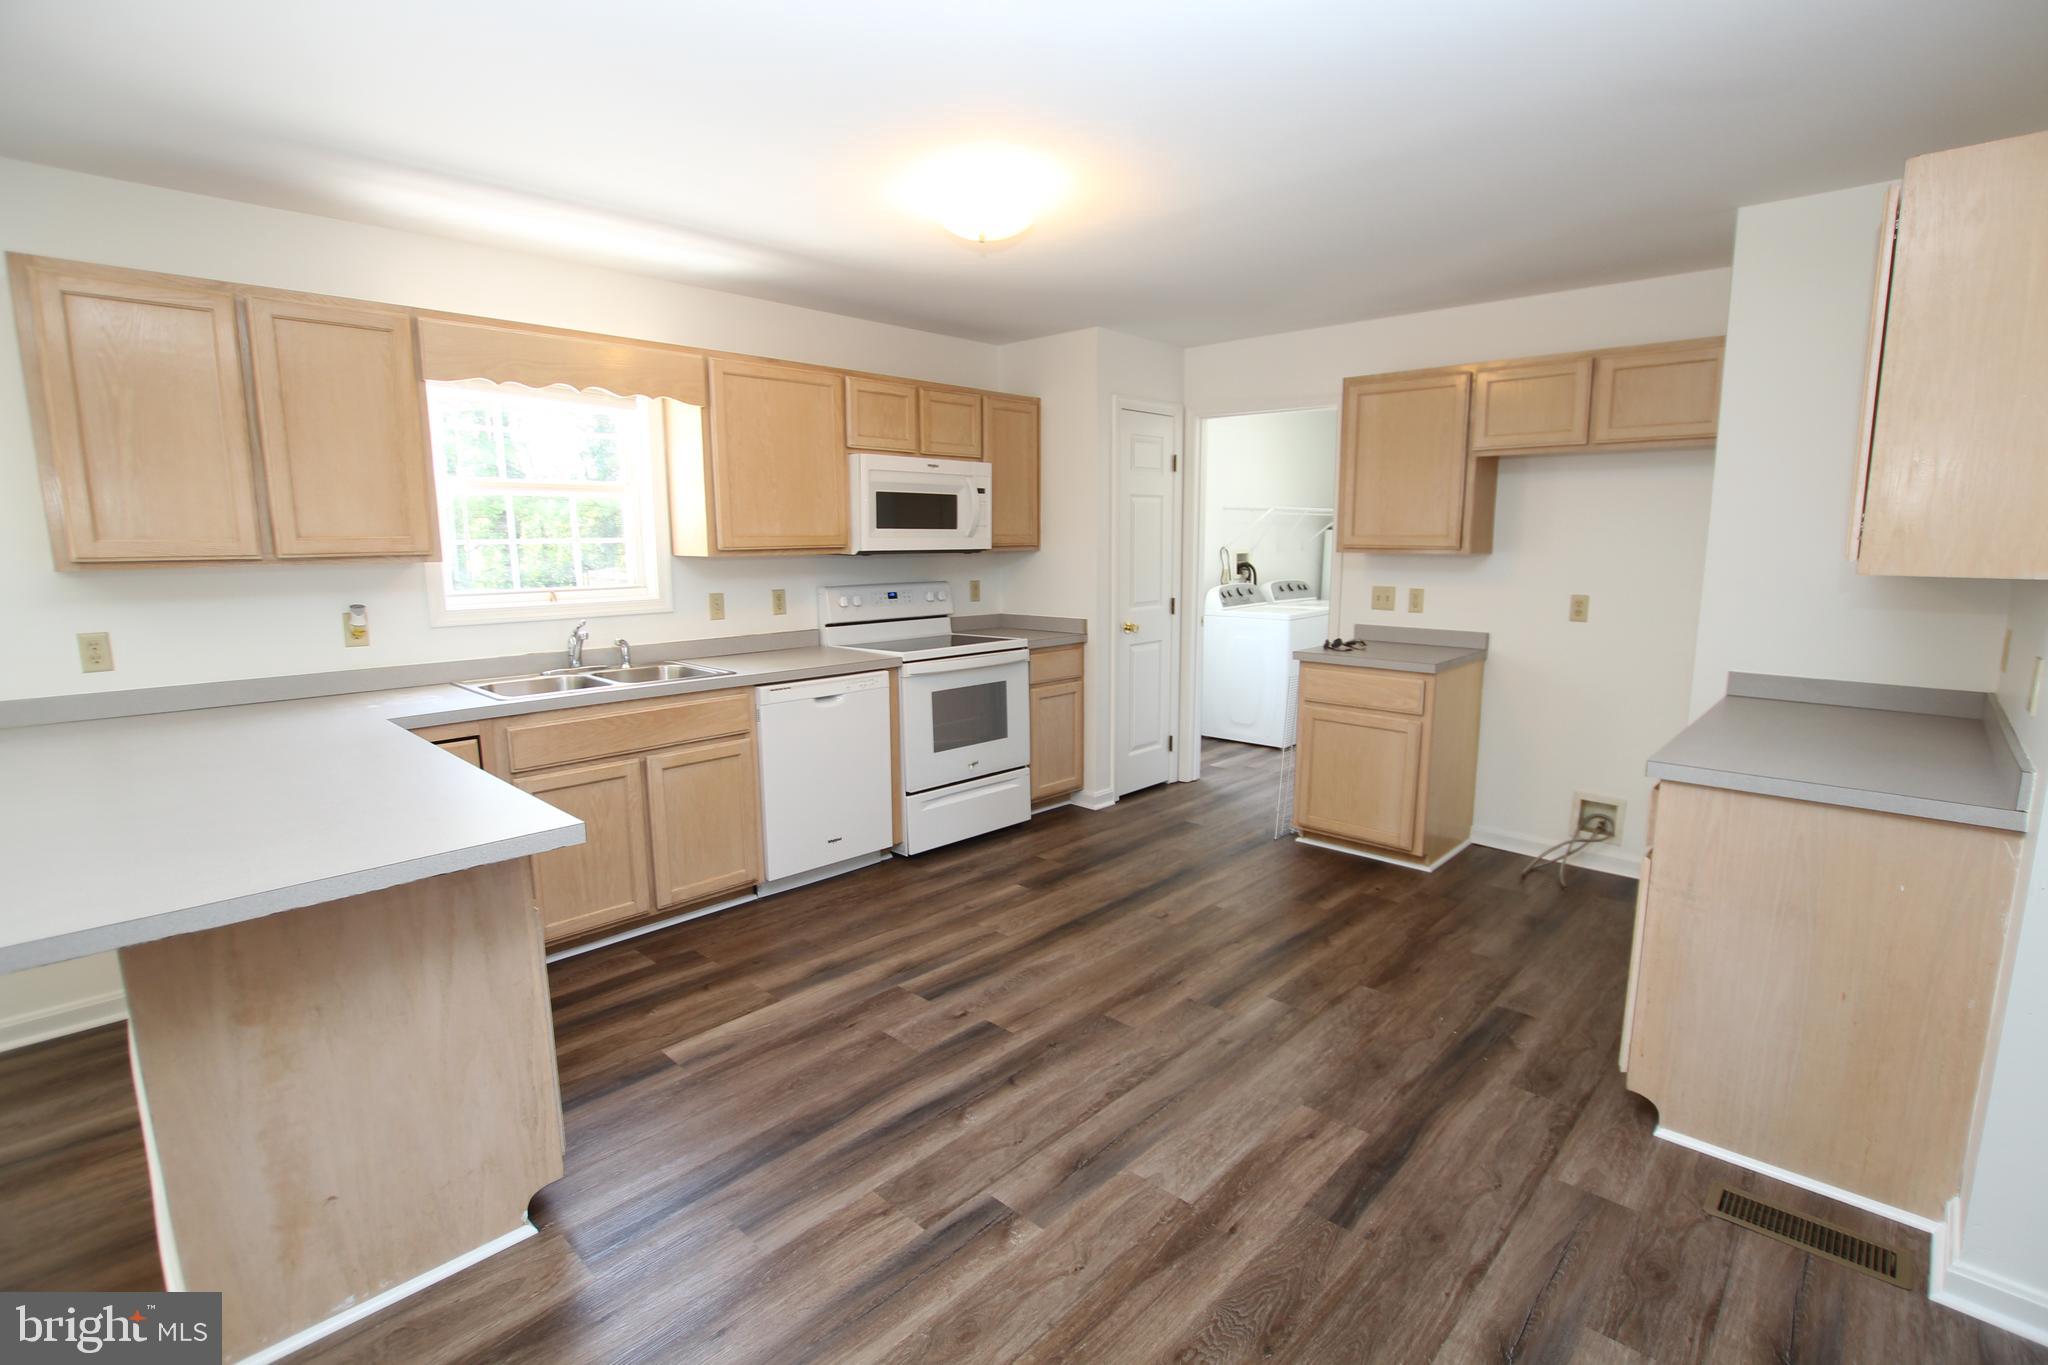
[{"xmin": 1706, "ymin": 1185, "xmax": 1917, "ymax": 1289}]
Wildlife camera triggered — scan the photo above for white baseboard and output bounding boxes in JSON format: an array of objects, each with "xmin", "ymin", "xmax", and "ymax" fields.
[
  {"xmin": 238, "ymin": 1219, "xmax": 536, "ymax": 1365},
  {"xmin": 1071, "ymin": 787, "xmax": 1118, "ymax": 811},
  {"xmin": 1471, "ymin": 825, "xmax": 1642, "ymax": 880},
  {"xmin": 0, "ymin": 989, "xmax": 127, "ymax": 1053},
  {"xmin": 1931, "ymin": 1197, "xmax": 2048, "ymax": 1347},
  {"xmin": 1295, "ymin": 834, "xmax": 1472, "ymax": 873}
]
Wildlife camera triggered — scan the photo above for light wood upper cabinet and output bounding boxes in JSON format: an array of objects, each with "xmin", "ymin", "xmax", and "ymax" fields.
[
  {"xmin": 646, "ymin": 735, "xmax": 762, "ymax": 907},
  {"xmin": 984, "ymin": 393, "xmax": 1041, "ymax": 549},
  {"xmin": 1855, "ymin": 129, "xmax": 2048, "ymax": 578},
  {"xmin": 706, "ymin": 357, "xmax": 849, "ymax": 552},
  {"xmin": 514, "ymin": 757, "xmax": 654, "ymax": 943},
  {"xmin": 918, "ymin": 386, "xmax": 983, "ymax": 456},
  {"xmin": 1339, "ymin": 369, "xmax": 1494, "ymax": 553},
  {"xmin": 845, "ymin": 375, "xmax": 919, "ymax": 453},
  {"xmin": 1471, "ymin": 357, "xmax": 1592, "ymax": 453},
  {"xmin": 244, "ymin": 295, "xmax": 436, "ymax": 558},
  {"xmin": 1590, "ymin": 340, "xmax": 1723, "ymax": 445},
  {"xmin": 10, "ymin": 257, "xmax": 263, "ymax": 564}
]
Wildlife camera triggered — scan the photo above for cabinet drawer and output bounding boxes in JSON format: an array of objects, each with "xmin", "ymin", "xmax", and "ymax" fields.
[
  {"xmin": 1029, "ymin": 645, "xmax": 1083, "ymax": 685},
  {"xmin": 1299, "ymin": 664, "xmax": 1427, "ymax": 716},
  {"xmin": 506, "ymin": 688, "xmax": 752, "ymax": 772}
]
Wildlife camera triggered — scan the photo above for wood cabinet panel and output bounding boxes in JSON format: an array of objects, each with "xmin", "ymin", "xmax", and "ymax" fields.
[
  {"xmin": 244, "ymin": 295, "xmax": 435, "ymax": 558},
  {"xmin": 11, "ymin": 257, "xmax": 262, "ymax": 563},
  {"xmin": 1339, "ymin": 370, "xmax": 1488, "ymax": 552},
  {"xmin": 515, "ymin": 758, "xmax": 654, "ymax": 942},
  {"xmin": 984, "ymin": 394, "xmax": 1040, "ymax": 548},
  {"xmin": 1299, "ymin": 663, "xmax": 1426, "ymax": 715},
  {"xmin": 1292, "ymin": 701, "xmax": 1424, "ymax": 851},
  {"xmin": 1624, "ymin": 782, "xmax": 2020, "ymax": 1217},
  {"xmin": 505, "ymin": 688, "xmax": 752, "ymax": 773},
  {"xmin": 1030, "ymin": 678, "xmax": 1084, "ymax": 801},
  {"xmin": 646, "ymin": 736, "xmax": 762, "ymax": 908},
  {"xmin": 706, "ymin": 357, "xmax": 848, "ymax": 551},
  {"xmin": 845, "ymin": 375, "xmax": 919, "ymax": 452},
  {"xmin": 432, "ymin": 736, "xmax": 484, "ymax": 768},
  {"xmin": 1471, "ymin": 357, "xmax": 1592, "ymax": 452},
  {"xmin": 1589, "ymin": 340, "xmax": 1723, "ymax": 445},
  {"xmin": 1029, "ymin": 644, "xmax": 1084, "ymax": 685},
  {"xmin": 1857, "ymin": 129, "xmax": 2048, "ymax": 578},
  {"xmin": 918, "ymin": 386, "xmax": 983, "ymax": 456}
]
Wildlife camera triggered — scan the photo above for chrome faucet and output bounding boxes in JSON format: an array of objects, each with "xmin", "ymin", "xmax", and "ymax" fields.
[
  {"xmin": 615, "ymin": 637, "xmax": 633, "ymax": 668},
  {"xmin": 566, "ymin": 619, "xmax": 590, "ymax": 669}
]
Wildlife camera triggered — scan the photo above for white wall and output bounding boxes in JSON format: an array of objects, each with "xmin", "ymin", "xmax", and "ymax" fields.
[
  {"xmin": 1184, "ymin": 269, "xmax": 1734, "ymax": 865},
  {"xmin": 0, "ymin": 156, "xmax": 1022, "ymax": 703},
  {"xmin": 1689, "ymin": 182, "xmax": 2010, "ymax": 714},
  {"xmin": 1200, "ymin": 409, "xmax": 1338, "ymax": 592},
  {"xmin": 1952, "ymin": 578, "xmax": 2048, "ymax": 1332}
]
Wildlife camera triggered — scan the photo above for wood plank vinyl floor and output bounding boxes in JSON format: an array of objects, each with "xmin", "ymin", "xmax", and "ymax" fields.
[{"xmin": 2, "ymin": 740, "xmax": 2041, "ymax": 1364}]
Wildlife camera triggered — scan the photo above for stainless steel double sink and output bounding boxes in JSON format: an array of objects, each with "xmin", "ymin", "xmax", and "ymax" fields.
[{"xmin": 457, "ymin": 661, "xmax": 735, "ymax": 699}]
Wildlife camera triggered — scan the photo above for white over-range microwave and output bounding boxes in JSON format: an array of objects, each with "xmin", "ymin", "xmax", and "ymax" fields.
[{"xmin": 849, "ymin": 453, "xmax": 992, "ymax": 553}]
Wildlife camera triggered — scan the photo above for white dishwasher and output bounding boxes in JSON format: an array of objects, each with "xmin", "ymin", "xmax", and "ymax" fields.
[{"xmin": 755, "ymin": 670, "xmax": 895, "ymax": 883}]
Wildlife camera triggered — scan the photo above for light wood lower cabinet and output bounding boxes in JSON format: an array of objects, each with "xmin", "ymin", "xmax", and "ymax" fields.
[
  {"xmin": 1029, "ymin": 645, "xmax": 1085, "ymax": 801},
  {"xmin": 646, "ymin": 736, "xmax": 762, "ymax": 907},
  {"xmin": 1291, "ymin": 660, "xmax": 1483, "ymax": 863},
  {"xmin": 1622, "ymin": 781, "xmax": 2022, "ymax": 1218},
  {"xmin": 514, "ymin": 758, "xmax": 655, "ymax": 943},
  {"xmin": 504, "ymin": 688, "xmax": 762, "ymax": 944}
]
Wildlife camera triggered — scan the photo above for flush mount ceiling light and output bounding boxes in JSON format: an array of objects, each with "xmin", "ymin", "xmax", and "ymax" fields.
[{"xmin": 895, "ymin": 145, "xmax": 1070, "ymax": 244}]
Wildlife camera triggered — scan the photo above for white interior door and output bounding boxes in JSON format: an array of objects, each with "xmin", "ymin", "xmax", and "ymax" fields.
[{"xmin": 1114, "ymin": 403, "xmax": 1181, "ymax": 796}]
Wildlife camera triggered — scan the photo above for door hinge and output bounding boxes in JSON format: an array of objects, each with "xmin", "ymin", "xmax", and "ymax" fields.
[
  {"xmin": 1170, "ymin": 596, "xmax": 1176, "ymax": 615},
  {"xmin": 1172, "ymin": 453, "xmax": 1179, "ymax": 472},
  {"xmin": 1168, "ymin": 734, "xmax": 1175, "ymax": 752}
]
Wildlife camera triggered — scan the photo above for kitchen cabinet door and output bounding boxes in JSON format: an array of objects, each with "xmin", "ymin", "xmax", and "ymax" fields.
[
  {"xmin": 918, "ymin": 386, "xmax": 983, "ymax": 456},
  {"xmin": 706, "ymin": 357, "xmax": 848, "ymax": 551},
  {"xmin": 1292, "ymin": 702, "xmax": 1424, "ymax": 851},
  {"xmin": 845, "ymin": 375, "xmax": 919, "ymax": 452},
  {"xmin": 515, "ymin": 758, "xmax": 654, "ymax": 942},
  {"xmin": 1030, "ymin": 678, "xmax": 1084, "ymax": 800},
  {"xmin": 1590, "ymin": 340, "xmax": 1723, "ymax": 446},
  {"xmin": 1339, "ymin": 369, "xmax": 1491, "ymax": 553},
  {"xmin": 645, "ymin": 735, "xmax": 762, "ymax": 908},
  {"xmin": 1470, "ymin": 357, "xmax": 1593, "ymax": 453},
  {"xmin": 244, "ymin": 294, "xmax": 436, "ymax": 558},
  {"xmin": 1856, "ymin": 129, "xmax": 2048, "ymax": 578},
  {"xmin": 11, "ymin": 257, "xmax": 263, "ymax": 564},
  {"xmin": 984, "ymin": 393, "xmax": 1040, "ymax": 548}
]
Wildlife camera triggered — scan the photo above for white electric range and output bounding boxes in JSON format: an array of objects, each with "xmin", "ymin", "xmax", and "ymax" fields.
[{"xmin": 818, "ymin": 581, "xmax": 1033, "ymax": 855}]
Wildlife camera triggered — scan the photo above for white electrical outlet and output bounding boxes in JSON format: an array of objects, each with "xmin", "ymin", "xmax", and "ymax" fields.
[
  {"xmin": 77, "ymin": 632, "xmax": 113, "ymax": 673},
  {"xmin": 343, "ymin": 603, "xmax": 369, "ymax": 647},
  {"xmin": 1569, "ymin": 594, "xmax": 1590, "ymax": 623},
  {"xmin": 771, "ymin": 588, "xmax": 787, "ymax": 616},
  {"xmin": 1407, "ymin": 587, "xmax": 1425, "ymax": 613},
  {"xmin": 969, "ymin": 579, "xmax": 982, "ymax": 603},
  {"xmin": 708, "ymin": 592, "xmax": 726, "ymax": 622}
]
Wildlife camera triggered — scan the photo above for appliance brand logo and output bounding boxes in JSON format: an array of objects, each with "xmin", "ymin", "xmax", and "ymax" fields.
[{"xmin": 5, "ymin": 1294, "xmax": 220, "ymax": 1362}]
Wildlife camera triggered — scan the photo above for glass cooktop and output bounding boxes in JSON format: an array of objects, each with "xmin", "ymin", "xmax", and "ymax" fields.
[{"xmin": 859, "ymin": 633, "xmax": 1014, "ymax": 653}]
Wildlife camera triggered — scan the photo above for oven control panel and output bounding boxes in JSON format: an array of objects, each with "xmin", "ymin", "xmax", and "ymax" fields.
[{"xmin": 818, "ymin": 580, "xmax": 953, "ymax": 625}]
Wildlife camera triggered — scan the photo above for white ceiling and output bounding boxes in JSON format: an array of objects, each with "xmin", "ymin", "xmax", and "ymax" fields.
[{"xmin": 2, "ymin": 0, "xmax": 2045, "ymax": 346}]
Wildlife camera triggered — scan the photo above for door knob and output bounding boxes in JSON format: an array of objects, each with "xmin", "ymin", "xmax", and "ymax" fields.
[{"xmin": 1122, "ymin": 621, "xmax": 1139, "ymax": 634}]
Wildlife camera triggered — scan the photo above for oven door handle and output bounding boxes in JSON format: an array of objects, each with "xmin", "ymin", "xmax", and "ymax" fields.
[{"xmin": 900, "ymin": 649, "xmax": 1029, "ymax": 677}]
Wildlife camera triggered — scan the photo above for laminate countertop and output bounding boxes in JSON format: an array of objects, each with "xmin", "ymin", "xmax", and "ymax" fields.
[
  {"xmin": 1293, "ymin": 625, "xmax": 1489, "ymax": 676},
  {"xmin": 0, "ymin": 630, "xmax": 1084, "ymax": 974},
  {"xmin": 1645, "ymin": 673, "xmax": 2035, "ymax": 832}
]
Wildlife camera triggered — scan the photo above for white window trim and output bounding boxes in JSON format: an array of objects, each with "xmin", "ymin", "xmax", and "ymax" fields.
[{"xmin": 424, "ymin": 386, "xmax": 676, "ymax": 628}]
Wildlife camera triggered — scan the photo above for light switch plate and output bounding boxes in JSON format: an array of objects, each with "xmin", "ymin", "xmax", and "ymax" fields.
[
  {"xmin": 1569, "ymin": 594, "xmax": 1590, "ymax": 623},
  {"xmin": 708, "ymin": 592, "xmax": 726, "ymax": 622},
  {"xmin": 1371, "ymin": 585, "xmax": 1395, "ymax": 611},
  {"xmin": 1408, "ymin": 587, "xmax": 1425, "ymax": 613},
  {"xmin": 771, "ymin": 588, "xmax": 787, "ymax": 616},
  {"xmin": 77, "ymin": 632, "xmax": 113, "ymax": 673}
]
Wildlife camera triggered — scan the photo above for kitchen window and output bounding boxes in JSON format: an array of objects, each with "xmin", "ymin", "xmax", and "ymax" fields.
[{"xmin": 424, "ymin": 379, "xmax": 672, "ymax": 623}]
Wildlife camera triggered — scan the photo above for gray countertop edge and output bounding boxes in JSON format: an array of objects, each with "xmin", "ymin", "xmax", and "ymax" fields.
[
  {"xmin": 0, "ymin": 822, "xmax": 585, "ymax": 975},
  {"xmin": 1294, "ymin": 624, "xmax": 1489, "ymax": 676},
  {"xmin": 1643, "ymin": 758, "xmax": 2029, "ymax": 833},
  {"xmin": 1352, "ymin": 624, "xmax": 1492, "ymax": 652},
  {"xmin": 1293, "ymin": 647, "xmax": 1486, "ymax": 676}
]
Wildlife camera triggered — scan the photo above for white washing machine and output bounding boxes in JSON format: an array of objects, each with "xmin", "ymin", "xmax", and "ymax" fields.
[{"xmin": 1200, "ymin": 579, "xmax": 1330, "ymax": 748}]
